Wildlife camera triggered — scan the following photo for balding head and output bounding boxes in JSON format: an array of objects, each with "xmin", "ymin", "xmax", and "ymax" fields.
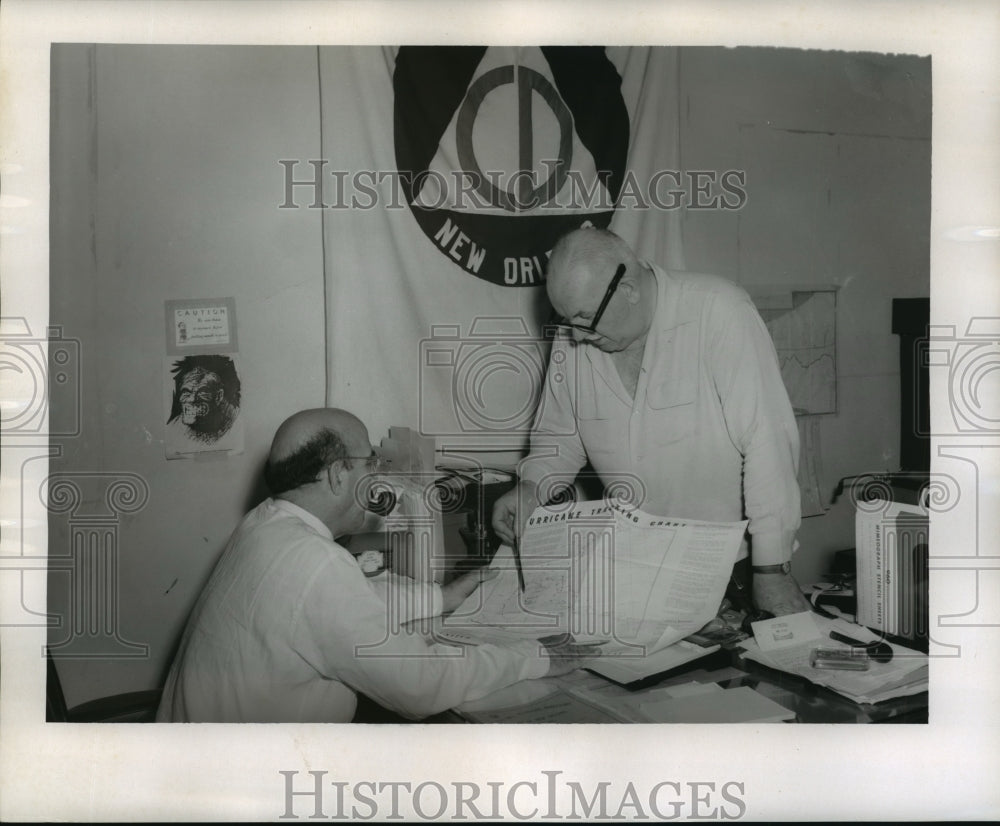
[
  {"xmin": 265, "ymin": 408, "xmax": 370, "ymax": 497},
  {"xmin": 547, "ymin": 227, "xmax": 637, "ymax": 309},
  {"xmin": 545, "ymin": 227, "xmax": 654, "ymax": 353}
]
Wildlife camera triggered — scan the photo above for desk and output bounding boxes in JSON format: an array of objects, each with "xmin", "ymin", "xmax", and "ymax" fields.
[{"xmin": 355, "ymin": 646, "xmax": 927, "ymax": 724}]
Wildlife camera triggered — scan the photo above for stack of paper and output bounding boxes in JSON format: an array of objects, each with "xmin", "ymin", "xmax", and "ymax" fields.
[
  {"xmin": 455, "ymin": 663, "xmax": 797, "ymax": 724},
  {"xmin": 739, "ymin": 613, "xmax": 928, "ymax": 704},
  {"xmin": 438, "ymin": 500, "xmax": 747, "ymax": 659},
  {"xmin": 585, "ymin": 638, "xmax": 721, "ymax": 685},
  {"xmin": 560, "ymin": 674, "xmax": 795, "ymax": 724}
]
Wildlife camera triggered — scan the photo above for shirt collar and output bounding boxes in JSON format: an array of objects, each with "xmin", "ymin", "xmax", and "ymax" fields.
[{"xmin": 270, "ymin": 497, "xmax": 333, "ymax": 541}]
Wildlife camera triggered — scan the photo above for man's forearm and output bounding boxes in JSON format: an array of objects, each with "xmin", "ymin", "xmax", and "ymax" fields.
[{"xmin": 750, "ymin": 527, "xmax": 797, "ymax": 567}]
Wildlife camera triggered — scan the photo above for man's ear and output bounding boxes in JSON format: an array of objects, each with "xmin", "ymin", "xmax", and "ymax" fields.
[
  {"xmin": 621, "ymin": 274, "xmax": 642, "ymax": 305},
  {"xmin": 326, "ymin": 460, "xmax": 347, "ymax": 494}
]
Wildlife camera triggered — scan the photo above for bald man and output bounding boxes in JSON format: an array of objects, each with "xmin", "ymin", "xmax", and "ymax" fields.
[
  {"xmin": 157, "ymin": 408, "xmax": 594, "ymax": 723},
  {"xmin": 492, "ymin": 227, "xmax": 810, "ymax": 617}
]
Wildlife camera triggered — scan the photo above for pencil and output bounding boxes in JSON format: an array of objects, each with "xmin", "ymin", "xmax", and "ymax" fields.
[{"xmin": 513, "ymin": 541, "xmax": 526, "ymax": 593}]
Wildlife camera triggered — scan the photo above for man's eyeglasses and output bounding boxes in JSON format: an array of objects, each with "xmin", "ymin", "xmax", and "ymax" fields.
[
  {"xmin": 549, "ymin": 263, "xmax": 627, "ymax": 334},
  {"xmin": 345, "ymin": 451, "xmax": 384, "ymax": 472}
]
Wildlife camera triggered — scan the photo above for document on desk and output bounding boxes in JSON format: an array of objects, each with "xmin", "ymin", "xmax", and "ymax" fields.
[
  {"xmin": 438, "ymin": 500, "xmax": 747, "ymax": 659},
  {"xmin": 739, "ymin": 614, "xmax": 929, "ymax": 704}
]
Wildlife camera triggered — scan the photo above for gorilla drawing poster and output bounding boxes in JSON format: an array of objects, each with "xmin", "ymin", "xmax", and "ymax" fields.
[{"xmin": 164, "ymin": 353, "xmax": 245, "ymax": 458}]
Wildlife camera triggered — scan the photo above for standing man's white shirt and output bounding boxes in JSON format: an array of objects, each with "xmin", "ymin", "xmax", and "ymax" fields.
[
  {"xmin": 520, "ymin": 264, "xmax": 800, "ymax": 566},
  {"xmin": 157, "ymin": 498, "xmax": 547, "ymax": 722}
]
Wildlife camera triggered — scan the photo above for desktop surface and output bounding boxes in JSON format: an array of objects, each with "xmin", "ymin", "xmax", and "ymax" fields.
[{"xmin": 354, "ymin": 645, "xmax": 928, "ymax": 724}]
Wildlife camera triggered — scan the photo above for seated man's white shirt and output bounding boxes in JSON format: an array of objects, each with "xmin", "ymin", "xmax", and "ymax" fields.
[
  {"xmin": 156, "ymin": 498, "xmax": 547, "ymax": 722},
  {"xmin": 521, "ymin": 264, "xmax": 801, "ymax": 565}
]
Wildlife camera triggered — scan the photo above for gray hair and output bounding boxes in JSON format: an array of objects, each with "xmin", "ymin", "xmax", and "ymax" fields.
[{"xmin": 548, "ymin": 227, "xmax": 637, "ymax": 285}]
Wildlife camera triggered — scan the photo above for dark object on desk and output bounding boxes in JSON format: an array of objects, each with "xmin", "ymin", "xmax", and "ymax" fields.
[
  {"xmin": 829, "ymin": 630, "xmax": 894, "ymax": 664},
  {"xmin": 892, "ymin": 297, "xmax": 930, "ymax": 474},
  {"xmin": 455, "ymin": 476, "xmax": 518, "ymax": 567},
  {"xmin": 831, "ymin": 548, "xmax": 857, "ymax": 578},
  {"xmin": 740, "ymin": 609, "xmax": 774, "ymax": 636},
  {"xmin": 46, "ymin": 650, "xmax": 161, "ymax": 723}
]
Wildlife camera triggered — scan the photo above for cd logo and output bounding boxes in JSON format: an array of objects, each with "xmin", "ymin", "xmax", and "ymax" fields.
[{"xmin": 393, "ymin": 46, "xmax": 630, "ymax": 286}]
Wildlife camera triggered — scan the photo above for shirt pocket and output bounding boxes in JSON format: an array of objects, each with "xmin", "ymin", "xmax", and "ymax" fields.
[{"xmin": 645, "ymin": 377, "xmax": 697, "ymax": 445}]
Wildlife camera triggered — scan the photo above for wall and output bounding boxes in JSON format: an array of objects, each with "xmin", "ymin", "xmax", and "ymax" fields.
[
  {"xmin": 678, "ymin": 47, "xmax": 932, "ymax": 584},
  {"xmin": 48, "ymin": 45, "xmax": 327, "ymax": 706}
]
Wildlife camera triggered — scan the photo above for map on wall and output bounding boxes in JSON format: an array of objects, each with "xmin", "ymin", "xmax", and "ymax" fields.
[{"xmin": 751, "ymin": 288, "xmax": 837, "ymax": 416}]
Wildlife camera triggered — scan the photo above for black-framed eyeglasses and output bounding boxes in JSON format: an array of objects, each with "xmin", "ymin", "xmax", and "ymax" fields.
[{"xmin": 549, "ymin": 263, "xmax": 627, "ymax": 334}]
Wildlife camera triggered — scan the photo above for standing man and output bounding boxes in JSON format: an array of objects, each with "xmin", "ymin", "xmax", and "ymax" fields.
[
  {"xmin": 493, "ymin": 228, "xmax": 810, "ymax": 617},
  {"xmin": 158, "ymin": 407, "xmax": 594, "ymax": 723}
]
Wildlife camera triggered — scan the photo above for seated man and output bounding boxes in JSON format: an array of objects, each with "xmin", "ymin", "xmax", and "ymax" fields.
[{"xmin": 157, "ymin": 407, "xmax": 594, "ymax": 723}]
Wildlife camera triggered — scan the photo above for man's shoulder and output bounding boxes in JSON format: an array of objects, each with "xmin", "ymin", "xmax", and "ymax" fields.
[
  {"xmin": 664, "ymin": 269, "xmax": 753, "ymax": 306},
  {"xmin": 234, "ymin": 499, "xmax": 341, "ymax": 557},
  {"xmin": 655, "ymin": 269, "xmax": 761, "ymax": 335}
]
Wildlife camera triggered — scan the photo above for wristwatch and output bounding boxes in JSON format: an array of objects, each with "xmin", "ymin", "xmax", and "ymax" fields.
[{"xmin": 752, "ymin": 561, "xmax": 791, "ymax": 575}]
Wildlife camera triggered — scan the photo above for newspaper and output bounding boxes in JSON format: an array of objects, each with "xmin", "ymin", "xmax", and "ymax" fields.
[{"xmin": 438, "ymin": 499, "xmax": 747, "ymax": 656}]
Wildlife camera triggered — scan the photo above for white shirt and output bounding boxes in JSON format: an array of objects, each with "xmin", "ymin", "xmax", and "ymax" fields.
[
  {"xmin": 521, "ymin": 264, "xmax": 800, "ymax": 565},
  {"xmin": 156, "ymin": 498, "xmax": 547, "ymax": 722}
]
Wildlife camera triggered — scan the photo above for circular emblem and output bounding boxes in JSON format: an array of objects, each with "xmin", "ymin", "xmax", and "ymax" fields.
[{"xmin": 394, "ymin": 46, "xmax": 630, "ymax": 287}]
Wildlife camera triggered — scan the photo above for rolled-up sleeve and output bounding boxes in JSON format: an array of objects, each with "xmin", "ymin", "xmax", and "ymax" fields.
[{"xmin": 708, "ymin": 294, "xmax": 801, "ymax": 565}]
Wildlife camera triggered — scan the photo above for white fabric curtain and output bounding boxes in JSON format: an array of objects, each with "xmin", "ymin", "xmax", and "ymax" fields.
[{"xmin": 318, "ymin": 46, "xmax": 683, "ymax": 459}]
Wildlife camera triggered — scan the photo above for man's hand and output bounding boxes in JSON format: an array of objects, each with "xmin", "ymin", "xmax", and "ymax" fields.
[
  {"xmin": 491, "ymin": 480, "xmax": 538, "ymax": 547},
  {"xmin": 441, "ymin": 566, "xmax": 499, "ymax": 614},
  {"xmin": 538, "ymin": 633, "xmax": 604, "ymax": 677},
  {"xmin": 752, "ymin": 571, "xmax": 811, "ymax": 617}
]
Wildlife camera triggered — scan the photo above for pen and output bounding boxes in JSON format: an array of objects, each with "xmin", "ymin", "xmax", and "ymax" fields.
[
  {"xmin": 829, "ymin": 630, "xmax": 893, "ymax": 663},
  {"xmin": 512, "ymin": 540, "xmax": 526, "ymax": 594}
]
